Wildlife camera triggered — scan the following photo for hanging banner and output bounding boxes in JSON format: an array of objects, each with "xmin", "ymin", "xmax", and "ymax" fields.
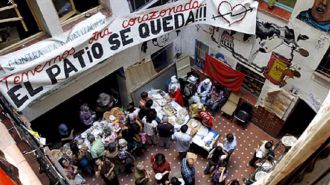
[{"xmin": 0, "ymin": 0, "xmax": 258, "ymax": 111}]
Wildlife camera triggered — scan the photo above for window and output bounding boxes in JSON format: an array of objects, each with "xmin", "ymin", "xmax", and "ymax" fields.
[
  {"xmin": 52, "ymin": 0, "xmax": 99, "ymax": 22},
  {"xmin": 0, "ymin": 1, "xmax": 40, "ymax": 50},
  {"xmin": 316, "ymin": 47, "xmax": 330, "ymax": 78},
  {"xmin": 151, "ymin": 44, "xmax": 173, "ymax": 72},
  {"xmin": 128, "ymin": 0, "xmax": 171, "ymax": 12},
  {"xmin": 52, "ymin": 0, "xmax": 77, "ymax": 21},
  {"xmin": 258, "ymin": 0, "xmax": 297, "ymax": 21},
  {"xmin": 194, "ymin": 40, "xmax": 209, "ymax": 69}
]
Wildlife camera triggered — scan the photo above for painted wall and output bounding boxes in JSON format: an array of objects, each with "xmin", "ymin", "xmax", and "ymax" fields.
[{"xmin": 181, "ymin": 1, "xmax": 330, "ymax": 109}]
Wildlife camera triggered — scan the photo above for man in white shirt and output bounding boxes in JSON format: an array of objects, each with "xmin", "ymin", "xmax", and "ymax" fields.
[
  {"xmin": 249, "ymin": 140, "xmax": 274, "ymax": 167},
  {"xmin": 172, "ymin": 125, "xmax": 192, "ymax": 160}
]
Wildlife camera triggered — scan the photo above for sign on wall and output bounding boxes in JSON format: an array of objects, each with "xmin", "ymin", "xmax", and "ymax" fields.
[{"xmin": 0, "ymin": 0, "xmax": 259, "ymax": 111}]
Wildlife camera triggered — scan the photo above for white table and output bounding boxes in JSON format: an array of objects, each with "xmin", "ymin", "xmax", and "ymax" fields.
[{"xmin": 149, "ymin": 90, "xmax": 190, "ymax": 130}]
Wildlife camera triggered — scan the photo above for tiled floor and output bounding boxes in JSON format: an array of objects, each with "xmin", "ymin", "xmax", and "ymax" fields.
[
  {"xmin": 1, "ymin": 110, "xmax": 279, "ymax": 185},
  {"xmin": 84, "ymin": 113, "xmax": 277, "ymax": 185}
]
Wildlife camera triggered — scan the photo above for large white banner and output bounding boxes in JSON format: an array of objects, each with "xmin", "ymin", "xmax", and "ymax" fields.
[{"xmin": 0, "ymin": 0, "xmax": 258, "ymax": 111}]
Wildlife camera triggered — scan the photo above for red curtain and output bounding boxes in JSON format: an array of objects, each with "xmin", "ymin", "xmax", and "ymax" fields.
[{"xmin": 203, "ymin": 55, "xmax": 245, "ymax": 92}]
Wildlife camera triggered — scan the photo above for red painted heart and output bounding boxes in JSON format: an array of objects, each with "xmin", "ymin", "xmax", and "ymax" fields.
[{"xmin": 218, "ymin": 1, "xmax": 248, "ymax": 26}]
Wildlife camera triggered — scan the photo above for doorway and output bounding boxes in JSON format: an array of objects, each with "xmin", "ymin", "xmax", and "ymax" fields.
[
  {"xmin": 31, "ymin": 68, "xmax": 123, "ymax": 144},
  {"xmin": 281, "ymin": 98, "xmax": 316, "ymax": 137}
]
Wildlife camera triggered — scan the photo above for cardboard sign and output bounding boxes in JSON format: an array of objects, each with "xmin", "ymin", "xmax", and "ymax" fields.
[{"xmin": 0, "ymin": 0, "xmax": 259, "ymax": 111}]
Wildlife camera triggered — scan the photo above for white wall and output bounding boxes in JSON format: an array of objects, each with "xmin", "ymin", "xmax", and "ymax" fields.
[{"xmin": 181, "ymin": 1, "xmax": 330, "ymax": 109}]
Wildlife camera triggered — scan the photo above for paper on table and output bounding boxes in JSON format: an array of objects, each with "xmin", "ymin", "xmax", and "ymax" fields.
[
  {"xmin": 203, "ymin": 132, "xmax": 215, "ymax": 142},
  {"xmin": 196, "ymin": 126, "xmax": 208, "ymax": 136}
]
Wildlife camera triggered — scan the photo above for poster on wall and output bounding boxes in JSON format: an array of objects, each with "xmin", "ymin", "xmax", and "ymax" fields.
[
  {"xmin": 296, "ymin": 0, "xmax": 330, "ymax": 34},
  {"xmin": 264, "ymin": 52, "xmax": 301, "ymax": 87},
  {"xmin": 0, "ymin": 0, "xmax": 259, "ymax": 111}
]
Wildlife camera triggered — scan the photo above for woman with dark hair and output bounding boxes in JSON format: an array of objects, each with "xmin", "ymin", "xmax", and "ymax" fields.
[
  {"xmin": 212, "ymin": 162, "xmax": 228, "ymax": 185},
  {"xmin": 59, "ymin": 157, "xmax": 86, "ymax": 184},
  {"xmin": 70, "ymin": 142, "xmax": 94, "ymax": 176},
  {"xmin": 139, "ymin": 91, "xmax": 150, "ymax": 108},
  {"xmin": 151, "ymin": 153, "xmax": 171, "ymax": 185},
  {"xmin": 142, "ymin": 110, "xmax": 158, "ymax": 145},
  {"xmin": 204, "ymin": 146, "xmax": 228, "ymax": 174}
]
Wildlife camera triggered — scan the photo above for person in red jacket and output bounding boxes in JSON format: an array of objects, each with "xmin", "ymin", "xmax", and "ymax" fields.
[
  {"xmin": 193, "ymin": 104, "xmax": 213, "ymax": 128},
  {"xmin": 151, "ymin": 153, "xmax": 171, "ymax": 185},
  {"xmin": 168, "ymin": 76, "xmax": 184, "ymax": 106}
]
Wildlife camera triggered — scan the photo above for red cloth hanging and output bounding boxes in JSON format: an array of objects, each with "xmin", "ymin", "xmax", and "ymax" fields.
[
  {"xmin": 203, "ymin": 55, "xmax": 245, "ymax": 92},
  {"xmin": 0, "ymin": 167, "xmax": 18, "ymax": 185}
]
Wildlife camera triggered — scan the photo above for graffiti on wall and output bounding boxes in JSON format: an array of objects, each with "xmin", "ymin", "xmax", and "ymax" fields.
[
  {"xmin": 297, "ymin": 0, "xmax": 330, "ymax": 34},
  {"xmin": 212, "ymin": 0, "xmax": 255, "ymax": 26},
  {"xmin": 195, "ymin": 20, "xmax": 310, "ymax": 87}
]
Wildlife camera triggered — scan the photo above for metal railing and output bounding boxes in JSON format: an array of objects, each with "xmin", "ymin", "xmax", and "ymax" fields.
[{"xmin": 0, "ymin": 95, "xmax": 69, "ymax": 185}]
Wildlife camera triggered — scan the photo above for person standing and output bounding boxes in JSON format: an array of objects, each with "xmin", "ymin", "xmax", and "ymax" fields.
[
  {"xmin": 95, "ymin": 158, "xmax": 119, "ymax": 185},
  {"xmin": 204, "ymin": 146, "xmax": 228, "ymax": 175},
  {"xmin": 134, "ymin": 162, "xmax": 150, "ymax": 185},
  {"xmin": 126, "ymin": 102, "xmax": 140, "ymax": 124},
  {"xmin": 181, "ymin": 157, "xmax": 195, "ymax": 185},
  {"xmin": 139, "ymin": 91, "xmax": 150, "ymax": 108},
  {"xmin": 249, "ymin": 140, "xmax": 274, "ymax": 167},
  {"xmin": 87, "ymin": 134, "xmax": 105, "ymax": 159},
  {"xmin": 172, "ymin": 125, "xmax": 192, "ymax": 160},
  {"xmin": 157, "ymin": 116, "xmax": 174, "ymax": 148},
  {"xmin": 151, "ymin": 153, "xmax": 171, "ymax": 185},
  {"xmin": 142, "ymin": 111, "xmax": 158, "ymax": 145},
  {"xmin": 79, "ymin": 103, "xmax": 96, "ymax": 127},
  {"xmin": 222, "ymin": 133, "xmax": 237, "ymax": 156}
]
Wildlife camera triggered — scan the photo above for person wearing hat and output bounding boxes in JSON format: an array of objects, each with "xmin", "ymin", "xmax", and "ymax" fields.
[
  {"xmin": 181, "ymin": 156, "xmax": 196, "ymax": 185},
  {"xmin": 195, "ymin": 78, "xmax": 212, "ymax": 104},
  {"xmin": 151, "ymin": 153, "xmax": 171, "ymax": 185},
  {"xmin": 168, "ymin": 76, "xmax": 184, "ymax": 106},
  {"xmin": 134, "ymin": 162, "xmax": 150, "ymax": 185}
]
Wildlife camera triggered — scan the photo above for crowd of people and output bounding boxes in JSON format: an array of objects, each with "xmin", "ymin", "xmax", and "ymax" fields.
[{"xmin": 52, "ymin": 76, "xmax": 276, "ymax": 185}]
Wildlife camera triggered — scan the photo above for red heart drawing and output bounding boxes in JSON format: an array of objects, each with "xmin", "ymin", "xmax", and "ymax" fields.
[{"xmin": 217, "ymin": 1, "xmax": 248, "ymax": 26}]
